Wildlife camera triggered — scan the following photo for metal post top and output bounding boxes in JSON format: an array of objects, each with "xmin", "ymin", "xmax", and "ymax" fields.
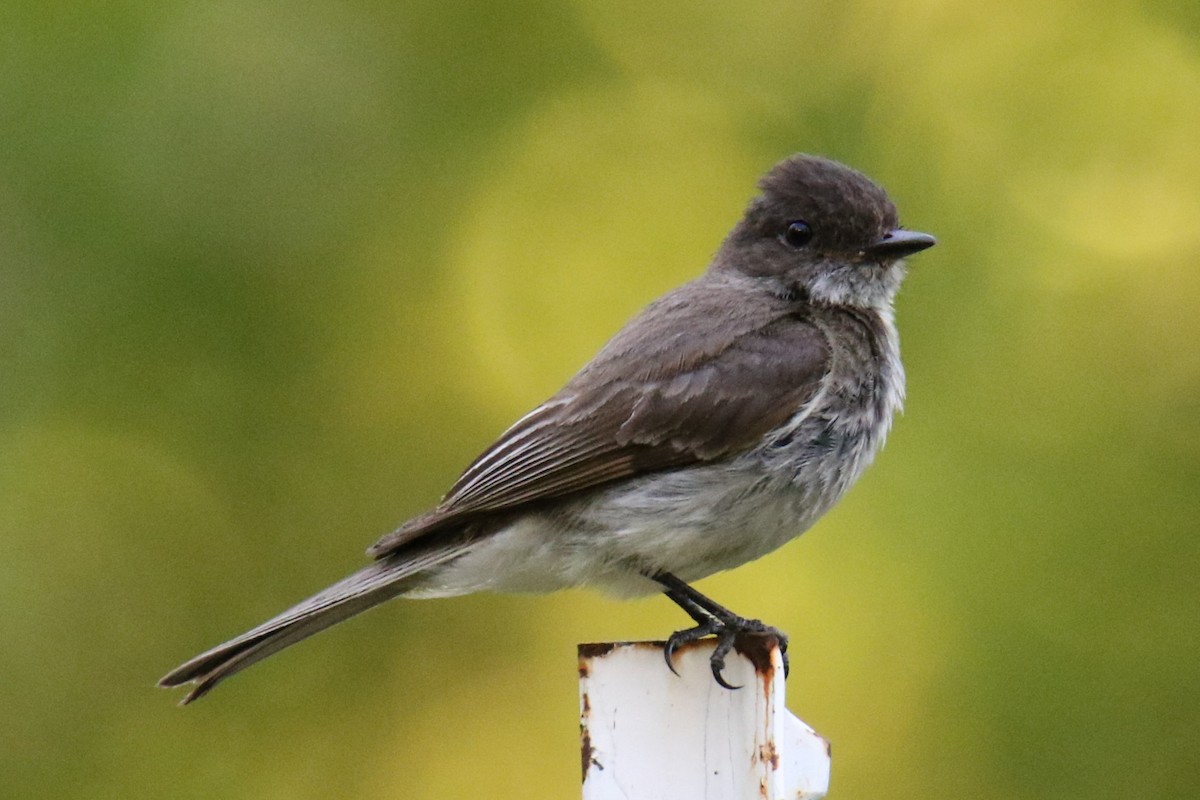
[{"xmin": 578, "ymin": 638, "xmax": 830, "ymax": 800}]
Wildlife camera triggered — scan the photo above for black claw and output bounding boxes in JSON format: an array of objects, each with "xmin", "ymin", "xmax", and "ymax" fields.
[
  {"xmin": 712, "ymin": 665, "xmax": 741, "ymax": 691},
  {"xmin": 663, "ymin": 637, "xmax": 682, "ymax": 677},
  {"xmin": 661, "ymin": 618, "xmax": 790, "ymax": 689},
  {"xmin": 709, "ymin": 650, "xmax": 741, "ymax": 690},
  {"xmin": 663, "ymin": 619, "xmax": 722, "ymax": 678},
  {"xmin": 709, "ymin": 631, "xmax": 742, "ymax": 689},
  {"xmin": 651, "ymin": 571, "xmax": 790, "ymax": 689}
]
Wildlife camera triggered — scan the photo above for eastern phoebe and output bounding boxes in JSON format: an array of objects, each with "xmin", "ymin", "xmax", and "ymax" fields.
[{"xmin": 161, "ymin": 154, "xmax": 935, "ymax": 702}]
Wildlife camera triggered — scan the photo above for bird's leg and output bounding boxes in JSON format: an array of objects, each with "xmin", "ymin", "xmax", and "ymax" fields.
[
  {"xmin": 649, "ymin": 572, "xmax": 789, "ymax": 689},
  {"xmin": 655, "ymin": 583, "xmax": 724, "ymax": 677}
]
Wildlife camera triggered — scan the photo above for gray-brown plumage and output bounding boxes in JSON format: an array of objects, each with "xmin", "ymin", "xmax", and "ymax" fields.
[{"xmin": 160, "ymin": 154, "xmax": 935, "ymax": 702}]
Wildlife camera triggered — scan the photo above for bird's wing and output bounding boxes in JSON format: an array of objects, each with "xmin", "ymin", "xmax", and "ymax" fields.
[{"xmin": 368, "ymin": 296, "xmax": 830, "ymax": 558}]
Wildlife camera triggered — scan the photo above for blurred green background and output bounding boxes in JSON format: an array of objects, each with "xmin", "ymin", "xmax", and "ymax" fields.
[{"xmin": 2, "ymin": 1, "xmax": 1198, "ymax": 798}]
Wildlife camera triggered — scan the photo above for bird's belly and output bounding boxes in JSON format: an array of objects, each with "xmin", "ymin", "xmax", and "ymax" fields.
[
  {"xmin": 410, "ymin": 417, "xmax": 892, "ymax": 601},
  {"xmin": 579, "ymin": 465, "xmax": 826, "ymax": 583},
  {"xmin": 411, "ymin": 385, "xmax": 898, "ymax": 600},
  {"xmin": 408, "ymin": 466, "xmax": 818, "ymax": 600},
  {"xmin": 571, "ymin": 399, "xmax": 895, "ymax": 593}
]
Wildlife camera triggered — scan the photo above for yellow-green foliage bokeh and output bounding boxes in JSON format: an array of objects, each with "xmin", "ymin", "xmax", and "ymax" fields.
[{"xmin": 2, "ymin": 2, "xmax": 1198, "ymax": 798}]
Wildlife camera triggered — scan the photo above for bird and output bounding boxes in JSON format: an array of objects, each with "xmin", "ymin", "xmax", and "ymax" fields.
[{"xmin": 160, "ymin": 154, "xmax": 935, "ymax": 703}]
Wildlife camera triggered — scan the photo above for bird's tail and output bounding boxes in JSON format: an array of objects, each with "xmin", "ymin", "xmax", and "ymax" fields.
[{"xmin": 159, "ymin": 545, "xmax": 463, "ymax": 704}]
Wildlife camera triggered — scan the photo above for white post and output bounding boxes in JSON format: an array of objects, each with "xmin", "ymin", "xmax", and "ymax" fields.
[{"xmin": 578, "ymin": 638, "xmax": 830, "ymax": 800}]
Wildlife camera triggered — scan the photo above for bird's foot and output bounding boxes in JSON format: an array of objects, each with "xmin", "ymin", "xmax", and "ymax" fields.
[{"xmin": 663, "ymin": 614, "xmax": 789, "ymax": 690}]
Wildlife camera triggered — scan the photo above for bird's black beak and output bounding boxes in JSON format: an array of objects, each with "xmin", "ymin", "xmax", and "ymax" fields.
[{"xmin": 863, "ymin": 229, "xmax": 937, "ymax": 259}]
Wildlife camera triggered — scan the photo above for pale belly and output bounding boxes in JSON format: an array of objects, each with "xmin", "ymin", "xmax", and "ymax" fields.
[{"xmin": 404, "ymin": 411, "xmax": 890, "ymax": 600}]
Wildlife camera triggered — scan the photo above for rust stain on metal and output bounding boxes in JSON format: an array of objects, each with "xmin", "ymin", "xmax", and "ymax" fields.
[
  {"xmin": 824, "ymin": 738, "xmax": 833, "ymax": 759},
  {"xmin": 577, "ymin": 641, "xmax": 618, "ymax": 660},
  {"xmin": 757, "ymin": 740, "xmax": 780, "ymax": 770},
  {"xmin": 734, "ymin": 633, "xmax": 780, "ymax": 676},
  {"xmin": 580, "ymin": 726, "xmax": 593, "ymax": 782},
  {"xmin": 761, "ymin": 655, "xmax": 774, "ymax": 706},
  {"xmin": 580, "ymin": 724, "xmax": 603, "ymax": 782},
  {"xmin": 579, "ymin": 679, "xmax": 597, "ymax": 782}
]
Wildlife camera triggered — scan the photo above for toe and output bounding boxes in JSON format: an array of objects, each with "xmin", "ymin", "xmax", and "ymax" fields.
[{"xmin": 710, "ymin": 663, "xmax": 742, "ymax": 690}]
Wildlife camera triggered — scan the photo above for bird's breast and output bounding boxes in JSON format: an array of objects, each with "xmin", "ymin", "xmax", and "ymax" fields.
[{"xmin": 749, "ymin": 305, "xmax": 904, "ymax": 512}]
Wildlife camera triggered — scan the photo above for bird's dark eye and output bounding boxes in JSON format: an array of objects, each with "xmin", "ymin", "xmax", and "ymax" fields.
[{"xmin": 782, "ymin": 220, "xmax": 813, "ymax": 248}]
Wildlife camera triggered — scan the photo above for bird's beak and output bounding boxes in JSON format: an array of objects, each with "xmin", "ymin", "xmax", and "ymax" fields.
[{"xmin": 863, "ymin": 229, "xmax": 937, "ymax": 259}]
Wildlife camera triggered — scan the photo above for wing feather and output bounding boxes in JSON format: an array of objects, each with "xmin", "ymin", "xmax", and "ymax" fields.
[{"xmin": 369, "ymin": 282, "xmax": 830, "ymax": 558}]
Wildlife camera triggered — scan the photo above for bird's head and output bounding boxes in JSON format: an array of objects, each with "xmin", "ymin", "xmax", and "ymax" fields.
[{"xmin": 714, "ymin": 155, "xmax": 935, "ymax": 309}]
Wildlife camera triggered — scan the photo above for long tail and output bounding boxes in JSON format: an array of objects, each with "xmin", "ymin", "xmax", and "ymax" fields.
[{"xmin": 159, "ymin": 545, "xmax": 462, "ymax": 704}]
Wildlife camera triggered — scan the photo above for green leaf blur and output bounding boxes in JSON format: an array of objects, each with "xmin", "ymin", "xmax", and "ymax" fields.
[{"xmin": 2, "ymin": 2, "xmax": 1197, "ymax": 798}]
